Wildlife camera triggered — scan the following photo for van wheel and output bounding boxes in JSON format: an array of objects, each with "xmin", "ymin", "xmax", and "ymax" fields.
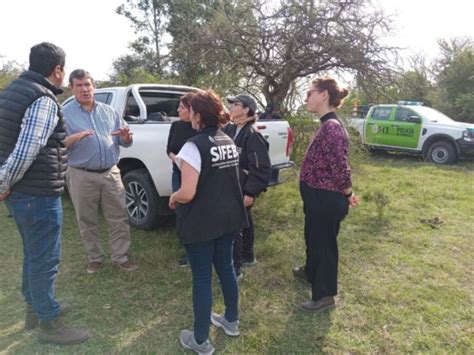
[
  {"xmin": 123, "ymin": 169, "xmax": 160, "ymax": 230},
  {"xmin": 427, "ymin": 141, "xmax": 457, "ymax": 164}
]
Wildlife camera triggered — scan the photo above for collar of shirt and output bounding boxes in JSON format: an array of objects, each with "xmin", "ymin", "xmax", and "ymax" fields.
[
  {"xmin": 72, "ymin": 98, "xmax": 98, "ymax": 113},
  {"xmin": 319, "ymin": 111, "xmax": 338, "ymax": 123}
]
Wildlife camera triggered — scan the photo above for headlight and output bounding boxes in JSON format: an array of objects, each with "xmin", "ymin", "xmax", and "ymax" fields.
[{"xmin": 462, "ymin": 129, "xmax": 474, "ymax": 141}]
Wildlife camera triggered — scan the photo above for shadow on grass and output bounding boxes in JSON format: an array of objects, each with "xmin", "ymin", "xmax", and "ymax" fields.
[{"xmin": 268, "ymin": 295, "xmax": 333, "ymax": 353}]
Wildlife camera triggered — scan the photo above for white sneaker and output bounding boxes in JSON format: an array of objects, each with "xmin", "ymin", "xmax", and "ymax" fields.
[
  {"xmin": 210, "ymin": 313, "xmax": 240, "ymax": 336},
  {"xmin": 180, "ymin": 329, "xmax": 215, "ymax": 355}
]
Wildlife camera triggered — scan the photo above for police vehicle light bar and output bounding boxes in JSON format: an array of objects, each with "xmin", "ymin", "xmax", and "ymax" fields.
[{"xmin": 397, "ymin": 101, "xmax": 424, "ymax": 106}]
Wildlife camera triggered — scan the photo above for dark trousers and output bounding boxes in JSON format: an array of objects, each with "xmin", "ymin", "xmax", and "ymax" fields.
[
  {"xmin": 233, "ymin": 206, "xmax": 254, "ymax": 270},
  {"xmin": 242, "ymin": 207, "xmax": 255, "ymax": 260},
  {"xmin": 185, "ymin": 233, "xmax": 239, "ymax": 343},
  {"xmin": 300, "ymin": 182, "xmax": 348, "ymax": 301},
  {"xmin": 171, "ymin": 165, "xmax": 181, "ymax": 193}
]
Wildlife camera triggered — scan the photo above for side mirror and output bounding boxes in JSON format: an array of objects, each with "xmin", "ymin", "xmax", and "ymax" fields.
[
  {"xmin": 408, "ymin": 115, "xmax": 421, "ymax": 123},
  {"xmin": 147, "ymin": 112, "xmax": 166, "ymax": 121},
  {"xmin": 124, "ymin": 115, "xmax": 139, "ymax": 122}
]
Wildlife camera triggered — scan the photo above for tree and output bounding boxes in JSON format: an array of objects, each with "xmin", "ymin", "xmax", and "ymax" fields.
[
  {"xmin": 114, "ymin": 0, "xmax": 395, "ymax": 112},
  {"xmin": 431, "ymin": 38, "xmax": 474, "ymax": 122},
  {"xmin": 0, "ymin": 56, "xmax": 22, "ymax": 89},
  {"xmin": 178, "ymin": 0, "xmax": 395, "ymax": 113},
  {"xmin": 115, "ymin": 0, "xmax": 169, "ymax": 77},
  {"xmin": 386, "ymin": 68, "xmax": 433, "ymax": 105}
]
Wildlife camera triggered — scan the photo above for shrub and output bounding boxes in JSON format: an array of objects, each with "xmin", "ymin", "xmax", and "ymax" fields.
[{"xmin": 287, "ymin": 114, "xmax": 367, "ymax": 166}]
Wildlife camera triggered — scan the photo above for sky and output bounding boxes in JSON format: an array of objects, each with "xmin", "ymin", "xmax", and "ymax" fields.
[{"xmin": 0, "ymin": 0, "xmax": 472, "ymax": 82}]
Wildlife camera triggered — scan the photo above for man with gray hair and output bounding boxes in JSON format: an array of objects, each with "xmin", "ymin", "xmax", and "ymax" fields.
[
  {"xmin": 0, "ymin": 42, "xmax": 89, "ymax": 345},
  {"xmin": 63, "ymin": 69, "xmax": 137, "ymax": 274}
]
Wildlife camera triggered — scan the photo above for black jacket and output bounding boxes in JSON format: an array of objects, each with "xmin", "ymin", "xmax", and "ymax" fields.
[
  {"xmin": 223, "ymin": 121, "xmax": 271, "ymax": 197},
  {"xmin": 0, "ymin": 70, "xmax": 67, "ymax": 195}
]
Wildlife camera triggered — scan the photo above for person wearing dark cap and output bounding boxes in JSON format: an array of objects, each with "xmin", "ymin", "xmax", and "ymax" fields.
[
  {"xmin": 0, "ymin": 42, "xmax": 89, "ymax": 345},
  {"xmin": 225, "ymin": 94, "xmax": 271, "ymax": 277}
]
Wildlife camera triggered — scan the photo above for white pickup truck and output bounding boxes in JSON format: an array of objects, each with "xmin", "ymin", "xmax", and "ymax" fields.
[{"xmin": 64, "ymin": 84, "xmax": 294, "ymax": 229}]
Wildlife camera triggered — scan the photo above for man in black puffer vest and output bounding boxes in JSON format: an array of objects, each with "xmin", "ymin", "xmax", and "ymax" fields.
[{"xmin": 0, "ymin": 42, "xmax": 89, "ymax": 345}]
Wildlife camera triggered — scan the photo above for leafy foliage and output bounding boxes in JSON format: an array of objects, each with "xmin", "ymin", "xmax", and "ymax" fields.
[
  {"xmin": 114, "ymin": 0, "xmax": 169, "ymax": 79},
  {"xmin": 185, "ymin": 0, "xmax": 396, "ymax": 112},
  {"xmin": 0, "ymin": 57, "xmax": 22, "ymax": 89},
  {"xmin": 113, "ymin": 0, "xmax": 396, "ymax": 113},
  {"xmin": 431, "ymin": 38, "xmax": 474, "ymax": 122}
]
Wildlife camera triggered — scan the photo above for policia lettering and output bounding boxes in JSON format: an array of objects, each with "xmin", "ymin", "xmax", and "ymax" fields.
[
  {"xmin": 396, "ymin": 127, "xmax": 414, "ymax": 137},
  {"xmin": 372, "ymin": 125, "xmax": 414, "ymax": 137}
]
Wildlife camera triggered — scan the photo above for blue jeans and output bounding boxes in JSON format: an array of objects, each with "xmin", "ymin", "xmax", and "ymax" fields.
[
  {"xmin": 185, "ymin": 233, "xmax": 239, "ymax": 344},
  {"xmin": 5, "ymin": 191, "xmax": 62, "ymax": 321}
]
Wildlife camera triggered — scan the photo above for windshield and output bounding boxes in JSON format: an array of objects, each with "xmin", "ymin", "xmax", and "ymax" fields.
[{"xmin": 411, "ymin": 106, "xmax": 455, "ymax": 124}]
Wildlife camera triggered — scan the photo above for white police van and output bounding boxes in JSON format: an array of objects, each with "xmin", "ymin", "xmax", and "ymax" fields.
[{"xmin": 348, "ymin": 101, "xmax": 474, "ymax": 164}]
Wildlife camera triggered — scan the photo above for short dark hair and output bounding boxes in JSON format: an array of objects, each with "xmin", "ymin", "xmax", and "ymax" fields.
[
  {"xmin": 69, "ymin": 69, "xmax": 94, "ymax": 86},
  {"xmin": 29, "ymin": 42, "xmax": 66, "ymax": 77},
  {"xmin": 190, "ymin": 90, "xmax": 227, "ymax": 128}
]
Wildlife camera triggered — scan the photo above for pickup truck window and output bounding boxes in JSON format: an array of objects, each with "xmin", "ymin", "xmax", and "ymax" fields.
[
  {"xmin": 125, "ymin": 91, "xmax": 182, "ymax": 121},
  {"xmin": 126, "ymin": 95, "xmax": 140, "ymax": 117},
  {"xmin": 371, "ymin": 107, "xmax": 392, "ymax": 121},
  {"xmin": 395, "ymin": 107, "xmax": 416, "ymax": 122},
  {"xmin": 95, "ymin": 93, "xmax": 112, "ymax": 105}
]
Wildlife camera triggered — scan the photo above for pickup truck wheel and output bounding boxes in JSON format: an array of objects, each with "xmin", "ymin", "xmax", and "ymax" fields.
[
  {"xmin": 123, "ymin": 169, "xmax": 160, "ymax": 229},
  {"xmin": 427, "ymin": 141, "xmax": 457, "ymax": 164}
]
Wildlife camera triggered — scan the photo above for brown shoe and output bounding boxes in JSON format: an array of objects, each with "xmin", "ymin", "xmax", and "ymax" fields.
[
  {"xmin": 117, "ymin": 260, "xmax": 138, "ymax": 272},
  {"xmin": 38, "ymin": 317, "xmax": 89, "ymax": 345},
  {"xmin": 87, "ymin": 261, "xmax": 103, "ymax": 274},
  {"xmin": 293, "ymin": 266, "xmax": 309, "ymax": 284},
  {"xmin": 25, "ymin": 302, "xmax": 72, "ymax": 330},
  {"xmin": 300, "ymin": 296, "xmax": 335, "ymax": 312}
]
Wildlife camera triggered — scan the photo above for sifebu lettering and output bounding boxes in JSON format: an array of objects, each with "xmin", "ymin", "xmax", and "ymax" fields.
[{"xmin": 210, "ymin": 144, "xmax": 238, "ymax": 162}]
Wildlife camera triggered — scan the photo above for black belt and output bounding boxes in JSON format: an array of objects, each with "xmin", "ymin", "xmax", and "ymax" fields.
[{"xmin": 74, "ymin": 166, "xmax": 111, "ymax": 174}]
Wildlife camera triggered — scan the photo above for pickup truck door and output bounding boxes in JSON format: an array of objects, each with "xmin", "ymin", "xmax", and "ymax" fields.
[
  {"xmin": 386, "ymin": 107, "xmax": 422, "ymax": 148},
  {"xmin": 365, "ymin": 106, "xmax": 394, "ymax": 145},
  {"xmin": 255, "ymin": 120, "xmax": 290, "ymax": 166}
]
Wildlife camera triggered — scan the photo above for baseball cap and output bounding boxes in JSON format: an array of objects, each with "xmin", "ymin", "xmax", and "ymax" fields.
[{"xmin": 227, "ymin": 94, "xmax": 257, "ymax": 113}]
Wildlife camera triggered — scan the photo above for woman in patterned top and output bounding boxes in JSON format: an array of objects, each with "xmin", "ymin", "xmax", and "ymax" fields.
[{"xmin": 294, "ymin": 76, "xmax": 359, "ymax": 312}]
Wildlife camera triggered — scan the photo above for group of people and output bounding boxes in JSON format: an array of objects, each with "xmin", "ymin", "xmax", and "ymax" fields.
[{"xmin": 0, "ymin": 42, "xmax": 358, "ymax": 354}]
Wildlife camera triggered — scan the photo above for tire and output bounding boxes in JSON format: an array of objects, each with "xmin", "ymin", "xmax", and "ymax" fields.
[
  {"xmin": 123, "ymin": 169, "xmax": 160, "ymax": 230},
  {"xmin": 427, "ymin": 141, "xmax": 457, "ymax": 164}
]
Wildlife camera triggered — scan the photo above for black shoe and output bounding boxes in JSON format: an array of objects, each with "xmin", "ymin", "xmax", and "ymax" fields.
[
  {"xmin": 300, "ymin": 296, "xmax": 335, "ymax": 312},
  {"xmin": 241, "ymin": 257, "xmax": 258, "ymax": 267},
  {"xmin": 235, "ymin": 269, "xmax": 243, "ymax": 281},
  {"xmin": 293, "ymin": 266, "xmax": 309, "ymax": 284},
  {"xmin": 178, "ymin": 255, "xmax": 188, "ymax": 267}
]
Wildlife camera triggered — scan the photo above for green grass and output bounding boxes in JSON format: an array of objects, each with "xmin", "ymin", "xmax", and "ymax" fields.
[{"xmin": 1, "ymin": 153, "xmax": 473, "ymax": 354}]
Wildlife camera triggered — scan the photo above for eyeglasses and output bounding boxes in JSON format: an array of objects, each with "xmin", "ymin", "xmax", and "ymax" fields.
[{"xmin": 306, "ymin": 89, "xmax": 319, "ymax": 99}]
